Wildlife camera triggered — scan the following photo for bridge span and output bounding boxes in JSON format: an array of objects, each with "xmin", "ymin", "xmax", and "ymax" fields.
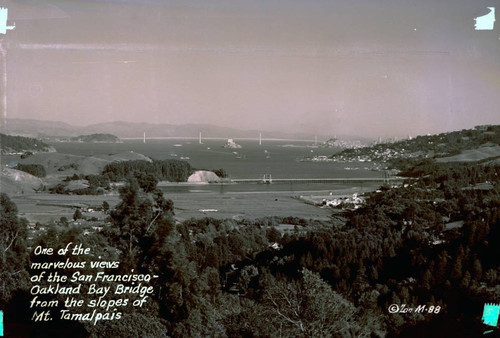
[{"xmin": 231, "ymin": 177, "xmax": 407, "ymax": 184}]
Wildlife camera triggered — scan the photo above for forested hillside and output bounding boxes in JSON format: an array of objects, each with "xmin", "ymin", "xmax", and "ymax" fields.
[{"xmin": 0, "ymin": 133, "xmax": 54, "ymax": 154}]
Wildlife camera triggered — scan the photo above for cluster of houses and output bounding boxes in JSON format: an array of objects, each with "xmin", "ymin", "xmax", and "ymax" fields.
[
  {"xmin": 323, "ymin": 193, "xmax": 365, "ymax": 210},
  {"xmin": 319, "ymin": 138, "xmax": 366, "ymax": 149},
  {"xmin": 332, "ymin": 147, "xmax": 428, "ymax": 164}
]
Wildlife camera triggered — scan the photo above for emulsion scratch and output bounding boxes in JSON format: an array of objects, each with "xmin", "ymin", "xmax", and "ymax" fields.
[
  {"xmin": 0, "ymin": 42, "xmax": 7, "ymax": 126},
  {"xmin": 17, "ymin": 43, "xmax": 160, "ymax": 52},
  {"xmin": 16, "ymin": 43, "xmax": 451, "ymax": 59},
  {"xmin": 0, "ymin": 7, "xmax": 15, "ymax": 126},
  {"xmin": 70, "ymin": 60, "xmax": 137, "ymax": 64}
]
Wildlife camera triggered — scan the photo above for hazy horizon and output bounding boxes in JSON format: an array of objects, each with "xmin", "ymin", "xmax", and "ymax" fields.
[
  {"xmin": 1, "ymin": 0, "xmax": 500, "ymax": 138},
  {"xmin": 6, "ymin": 116, "xmax": 500, "ymax": 141}
]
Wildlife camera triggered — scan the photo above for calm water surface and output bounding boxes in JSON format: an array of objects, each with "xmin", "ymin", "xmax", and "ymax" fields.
[{"xmin": 50, "ymin": 139, "xmax": 384, "ymax": 193}]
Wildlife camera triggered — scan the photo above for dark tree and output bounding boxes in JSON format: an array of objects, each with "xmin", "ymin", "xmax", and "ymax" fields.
[
  {"xmin": 108, "ymin": 177, "xmax": 174, "ymax": 272},
  {"xmin": 15, "ymin": 164, "xmax": 46, "ymax": 178},
  {"xmin": 266, "ymin": 227, "xmax": 282, "ymax": 243},
  {"xmin": 0, "ymin": 193, "xmax": 29, "ymax": 303},
  {"xmin": 73, "ymin": 209, "xmax": 83, "ymax": 221},
  {"xmin": 134, "ymin": 172, "xmax": 159, "ymax": 193},
  {"xmin": 59, "ymin": 217, "xmax": 69, "ymax": 226}
]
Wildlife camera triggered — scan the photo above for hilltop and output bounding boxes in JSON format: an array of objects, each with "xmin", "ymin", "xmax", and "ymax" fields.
[
  {"xmin": 2, "ymin": 150, "xmax": 158, "ymax": 195},
  {"xmin": 4, "ymin": 150, "xmax": 223, "ymax": 195},
  {"xmin": 15, "ymin": 151, "xmax": 152, "ymax": 176}
]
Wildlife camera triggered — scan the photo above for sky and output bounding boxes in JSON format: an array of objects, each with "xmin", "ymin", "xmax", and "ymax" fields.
[{"xmin": 1, "ymin": 0, "xmax": 500, "ymax": 138}]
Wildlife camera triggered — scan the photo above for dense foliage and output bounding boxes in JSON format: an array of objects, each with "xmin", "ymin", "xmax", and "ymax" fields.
[
  {"xmin": 15, "ymin": 164, "xmax": 47, "ymax": 178},
  {"xmin": 0, "ymin": 193, "xmax": 30, "ymax": 306},
  {"xmin": 102, "ymin": 159, "xmax": 193, "ymax": 183},
  {"xmin": 50, "ymin": 174, "xmax": 111, "ymax": 195},
  {"xmin": 212, "ymin": 168, "xmax": 228, "ymax": 178}
]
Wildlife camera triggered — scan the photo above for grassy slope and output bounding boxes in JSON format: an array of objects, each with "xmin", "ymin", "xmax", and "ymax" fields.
[{"xmin": 436, "ymin": 145, "xmax": 500, "ymax": 162}]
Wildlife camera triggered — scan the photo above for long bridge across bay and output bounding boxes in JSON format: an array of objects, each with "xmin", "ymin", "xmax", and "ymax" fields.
[{"xmin": 231, "ymin": 176, "xmax": 408, "ymax": 184}]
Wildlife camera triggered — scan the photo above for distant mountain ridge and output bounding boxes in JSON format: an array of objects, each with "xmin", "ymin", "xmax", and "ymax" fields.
[
  {"xmin": 3, "ymin": 118, "xmax": 366, "ymax": 141},
  {"xmin": 3, "ymin": 119, "xmax": 78, "ymax": 138}
]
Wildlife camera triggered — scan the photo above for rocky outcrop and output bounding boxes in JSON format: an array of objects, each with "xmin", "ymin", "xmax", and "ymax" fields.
[{"xmin": 187, "ymin": 170, "xmax": 221, "ymax": 183}]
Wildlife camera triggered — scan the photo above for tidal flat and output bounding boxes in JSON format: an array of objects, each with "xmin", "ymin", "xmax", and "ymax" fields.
[{"xmin": 11, "ymin": 182, "xmax": 380, "ymax": 223}]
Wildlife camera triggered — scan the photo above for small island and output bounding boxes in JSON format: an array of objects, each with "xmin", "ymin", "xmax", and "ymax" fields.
[
  {"xmin": 223, "ymin": 138, "xmax": 242, "ymax": 149},
  {"xmin": 70, "ymin": 133, "xmax": 122, "ymax": 143}
]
